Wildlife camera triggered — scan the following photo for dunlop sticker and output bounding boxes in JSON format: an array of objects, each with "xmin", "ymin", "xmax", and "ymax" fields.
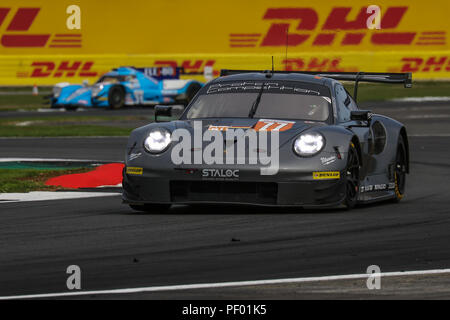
[
  {"xmin": 313, "ymin": 171, "xmax": 340, "ymax": 180},
  {"xmin": 126, "ymin": 167, "xmax": 143, "ymax": 175}
]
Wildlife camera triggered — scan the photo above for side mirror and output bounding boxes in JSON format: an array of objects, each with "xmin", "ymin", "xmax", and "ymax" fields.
[
  {"xmin": 351, "ymin": 110, "xmax": 373, "ymax": 122},
  {"xmin": 154, "ymin": 105, "xmax": 172, "ymax": 122}
]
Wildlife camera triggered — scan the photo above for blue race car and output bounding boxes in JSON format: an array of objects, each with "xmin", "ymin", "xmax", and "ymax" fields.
[{"xmin": 49, "ymin": 66, "xmax": 203, "ymax": 110}]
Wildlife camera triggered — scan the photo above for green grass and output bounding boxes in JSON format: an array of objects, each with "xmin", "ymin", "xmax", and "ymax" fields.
[
  {"xmin": 343, "ymin": 81, "xmax": 450, "ymax": 102},
  {"xmin": 0, "ymin": 114, "xmax": 171, "ymax": 137},
  {"xmin": 0, "ymin": 125, "xmax": 133, "ymax": 137},
  {"xmin": 0, "ymin": 93, "xmax": 50, "ymax": 111},
  {"xmin": 0, "ymin": 168, "xmax": 91, "ymax": 193},
  {"xmin": 0, "ymin": 115, "xmax": 154, "ymax": 137},
  {"xmin": 0, "ymin": 80, "xmax": 447, "ymax": 112},
  {"xmin": 0, "ymin": 86, "xmax": 52, "ymax": 92},
  {"xmin": 1, "ymin": 81, "xmax": 450, "ymax": 111},
  {"xmin": 0, "ymin": 81, "xmax": 449, "ymax": 136},
  {"xmin": 0, "ymin": 115, "xmax": 151, "ymax": 124}
]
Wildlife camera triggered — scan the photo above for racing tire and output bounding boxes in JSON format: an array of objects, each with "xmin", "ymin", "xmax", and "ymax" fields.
[
  {"xmin": 183, "ymin": 83, "xmax": 201, "ymax": 106},
  {"xmin": 108, "ymin": 85, "xmax": 125, "ymax": 109},
  {"xmin": 343, "ymin": 142, "xmax": 360, "ymax": 210},
  {"xmin": 129, "ymin": 204, "xmax": 171, "ymax": 213},
  {"xmin": 392, "ymin": 135, "xmax": 407, "ymax": 203}
]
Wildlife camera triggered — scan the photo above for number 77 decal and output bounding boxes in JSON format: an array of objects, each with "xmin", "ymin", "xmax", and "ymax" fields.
[{"xmin": 254, "ymin": 119, "xmax": 295, "ymax": 131}]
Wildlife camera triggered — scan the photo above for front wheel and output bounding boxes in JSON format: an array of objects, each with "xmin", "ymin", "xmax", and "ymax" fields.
[
  {"xmin": 343, "ymin": 142, "xmax": 360, "ymax": 210},
  {"xmin": 108, "ymin": 85, "xmax": 125, "ymax": 109},
  {"xmin": 129, "ymin": 204, "xmax": 171, "ymax": 213}
]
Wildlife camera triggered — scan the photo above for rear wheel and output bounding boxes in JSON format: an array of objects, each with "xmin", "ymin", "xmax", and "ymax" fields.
[
  {"xmin": 108, "ymin": 85, "xmax": 125, "ymax": 109},
  {"xmin": 343, "ymin": 142, "xmax": 360, "ymax": 209},
  {"xmin": 129, "ymin": 204, "xmax": 171, "ymax": 213},
  {"xmin": 392, "ymin": 136, "xmax": 407, "ymax": 202}
]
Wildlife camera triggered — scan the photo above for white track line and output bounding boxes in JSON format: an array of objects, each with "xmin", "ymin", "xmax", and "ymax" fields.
[
  {"xmin": 406, "ymin": 114, "xmax": 450, "ymax": 119},
  {"xmin": 1, "ymin": 268, "xmax": 449, "ymax": 300},
  {"xmin": 391, "ymin": 96, "xmax": 450, "ymax": 102},
  {"xmin": 0, "ymin": 191, "xmax": 120, "ymax": 203},
  {"xmin": 409, "ymin": 134, "xmax": 450, "ymax": 137}
]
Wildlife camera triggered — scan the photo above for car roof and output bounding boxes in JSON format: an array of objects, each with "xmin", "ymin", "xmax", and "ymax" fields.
[
  {"xmin": 213, "ymin": 72, "xmax": 335, "ymax": 88},
  {"xmin": 103, "ymin": 67, "xmax": 137, "ymax": 77}
]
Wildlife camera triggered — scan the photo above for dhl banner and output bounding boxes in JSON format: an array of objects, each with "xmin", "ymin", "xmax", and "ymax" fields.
[{"xmin": 0, "ymin": 0, "xmax": 449, "ymax": 84}]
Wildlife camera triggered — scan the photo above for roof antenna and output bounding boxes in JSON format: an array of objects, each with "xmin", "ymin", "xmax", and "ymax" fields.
[{"xmin": 271, "ymin": 56, "xmax": 274, "ymax": 72}]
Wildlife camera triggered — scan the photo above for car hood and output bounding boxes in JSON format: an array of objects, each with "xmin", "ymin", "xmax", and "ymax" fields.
[
  {"xmin": 60, "ymin": 86, "xmax": 93, "ymax": 104},
  {"xmin": 171, "ymin": 118, "xmax": 325, "ymax": 148}
]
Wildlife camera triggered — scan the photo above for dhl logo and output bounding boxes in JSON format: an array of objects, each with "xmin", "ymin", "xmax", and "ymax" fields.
[
  {"xmin": 17, "ymin": 61, "xmax": 98, "ymax": 78},
  {"xmin": 20, "ymin": 59, "xmax": 217, "ymax": 79},
  {"xmin": 154, "ymin": 59, "xmax": 219, "ymax": 76},
  {"xmin": 157, "ymin": 56, "xmax": 358, "ymax": 73},
  {"xmin": 282, "ymin": 57, "xmax": 357, "ymax": 72},
  {"xmin": 19, "ymin": 59, "xmax": 217, "ymax": 79},
  {"xmin": 18, "ymin": 59, "xmax": 220, "ymax": 79},
  {"xmin": 0, "ymin": 7, "xmax": 81, "ymax": 48},
  {"xmin": 401, "ymin": 56, "xmax": 450, "ymax": 73},
  {"xmin": 230, "ymin": 7, "xmax": 446, "ymax": 48}
]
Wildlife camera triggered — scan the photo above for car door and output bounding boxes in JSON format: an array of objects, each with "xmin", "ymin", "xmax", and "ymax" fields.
[{"xmin": 334, "ymin": 84, "xmax": 372, "ymax": 176}]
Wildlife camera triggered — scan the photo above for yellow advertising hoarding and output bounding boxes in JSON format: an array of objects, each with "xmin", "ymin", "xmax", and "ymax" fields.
[{"xmin": 0, "ymin": 0, "xmax": 449, "ymax": 84}]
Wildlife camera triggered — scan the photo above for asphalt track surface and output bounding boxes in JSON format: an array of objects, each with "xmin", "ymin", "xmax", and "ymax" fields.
[{"xmin": 0, "ymin": 101, "xmax": 450, "ymax": 299}]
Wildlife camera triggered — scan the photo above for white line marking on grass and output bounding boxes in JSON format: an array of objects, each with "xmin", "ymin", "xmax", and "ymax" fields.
[
  {"xmin": 391, "ymin": 96, "xmax": 450, "ymax": 102},
  {"xmin": 97, "ymin": 183, "xmax": 122, "ymax": 188},
  {"xmin": 0, "ymin": 191, "xmax": 120, "ymax": 203},
  {"xmin": 1, "ymin": 268, "xmax": 450, "ymax": 300},
  {"xmin": 37, "ymin": 108, "xmax": 66, "ymax": 113},
  {"xmin": 14, "ymin": 121, "xmax": 36, "ymax": 127},
  {"xmin": 0, "ymin": 136, "xmax": 128, "ymax": 139},
  {"xmin": 0, "ymin": 158, "xmax": 122, "ymax": 163},
  {"xmin": 37, "ymin": 108, "xmax": 91, "ymax": 113},
  {"xmin": 409, "ymin": 134, "xmax": 450, "ymax": 137}
]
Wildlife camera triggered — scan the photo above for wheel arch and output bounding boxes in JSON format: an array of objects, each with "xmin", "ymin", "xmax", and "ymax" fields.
[{"xmin": 350, "ymin": 135, "xmax": 362, "ymax": 164}]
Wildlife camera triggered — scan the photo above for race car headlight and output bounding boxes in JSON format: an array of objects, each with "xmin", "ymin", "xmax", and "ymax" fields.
[
  {"xmin": 144, "ymin": 128, "xmax": 171, "ymax": 153},
  {"xmin": 91, "ymin": 84, "xmax": 103, "ymax": 97},
  {"xmin": 52, "ymin": 86, "xmax": 62, "ymax": 98},
  {"xmin": 293, "ymin": 132, "xmax": 325, "ymax": 156}
]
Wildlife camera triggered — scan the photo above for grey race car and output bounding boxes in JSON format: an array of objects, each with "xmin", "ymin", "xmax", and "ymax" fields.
[{"xmin": 122, "ymin": 70, "xmax": 411, "ymax": 212}]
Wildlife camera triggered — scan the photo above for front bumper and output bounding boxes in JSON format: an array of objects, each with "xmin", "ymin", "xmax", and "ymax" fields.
[{"xmin": 122, "ymin": 168, "xmax": 347, "ymax": 207}]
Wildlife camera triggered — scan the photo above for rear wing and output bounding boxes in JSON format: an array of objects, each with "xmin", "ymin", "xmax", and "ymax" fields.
[
  {"xmin": 132, "ymin": 66, "xmax": 183, "ymax": 80},
  {"xmin": 220, "ymin": 70, "xmax": 412, "ymax": 101},
  {"xmin": 116, "ymin": 66, "xmax": 188, "ymax": 80}
]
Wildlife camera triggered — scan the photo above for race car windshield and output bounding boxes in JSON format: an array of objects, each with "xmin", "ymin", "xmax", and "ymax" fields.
[
  {"xmin": 96, "ymin": 75, "xmax": 127, "ymax": 83},
  {"xmin": 185, "ymin": 81, "xmax": 331, "ymax": 122}
]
